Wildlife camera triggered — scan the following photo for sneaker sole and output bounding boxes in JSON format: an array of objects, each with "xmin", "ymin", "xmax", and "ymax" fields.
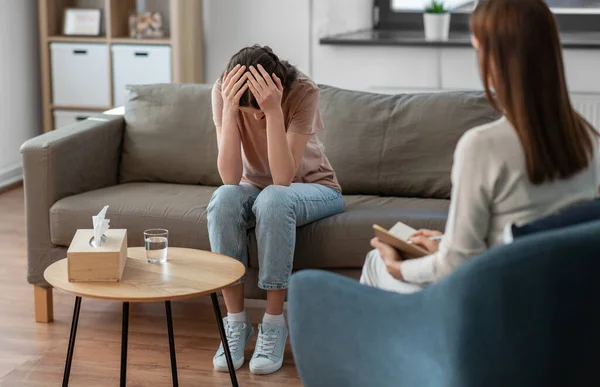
[
  {"xmin": 249, "ymin": 358, "xmax": 284, "ymax": 375},
  {"xmin": 213, "ymin": 357, "xmax": 244, "ymax": 372}
]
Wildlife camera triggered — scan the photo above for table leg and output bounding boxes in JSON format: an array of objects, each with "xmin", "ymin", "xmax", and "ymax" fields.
[
  {"xmin": 121, "ymin": 302, "xmax": 129, "ymax": 387},
  {"xmin": 62, "ymin": 296, "xmax": 82, "ymax": 387},
  {"xmin": 211, "ymin": 293, "xmax": 239, "ymax": 387},
  {"xmin": 165, "ymin": 301, "xmax": 179, "ymax": 386}
]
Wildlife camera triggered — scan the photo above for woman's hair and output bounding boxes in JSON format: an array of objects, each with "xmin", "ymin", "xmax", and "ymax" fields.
[
  {"xmin": 471, "ymin": 0, "xmax": 597, "ymax": 185},
  {"xmin": 224, "ymin": 45, "xmax": 299, "ymax": 109}
]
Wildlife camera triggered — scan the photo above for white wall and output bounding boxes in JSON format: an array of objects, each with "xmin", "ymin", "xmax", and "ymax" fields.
[
  {"xmin": 202, "ymin": 0, "xmax": 372, "ymax": 85},
  {"xmin": 200, "ymin": 1, "xmax": 600, "ymax": 129},
  {"xmin": 203, "ymin": 0, "xmax": 312, "ymax": 83},
  {"xmin": 0, "ymin": 0, "xmax": 41, "ymax": 188},
  {"xmin": 310, "ymin": 0, "xmax": 373, "ymax": 85}
]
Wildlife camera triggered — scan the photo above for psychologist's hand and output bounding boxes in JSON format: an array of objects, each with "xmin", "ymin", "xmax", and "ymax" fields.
[
  {"xmin": 371, "ymin": 237, "xmax": 404, "ymax": 280},
  {"xmin": 408, "ymin": 229, "xmax": 442, "ymax": 253},
  {"xmin": 222, "ymin": 64, "xmax": 248, "ymax": 114},
  {"xmin": 247, "ymin": 64, "xmax": 283, "ymax": 116}
]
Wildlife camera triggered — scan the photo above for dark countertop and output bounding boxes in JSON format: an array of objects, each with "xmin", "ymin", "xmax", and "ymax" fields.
[{"xmin": 320, "ymin": 29, "xmax": 600, "ymax": 49}]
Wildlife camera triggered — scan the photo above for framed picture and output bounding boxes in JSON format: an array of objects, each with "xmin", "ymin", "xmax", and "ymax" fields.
[
  {"xmin": 63, "ymin": 8, "xmax": 102, "ymax": 36},
  {"xmin": 128, "ymin": 12, "xmax": 165, "ymax": 39}
]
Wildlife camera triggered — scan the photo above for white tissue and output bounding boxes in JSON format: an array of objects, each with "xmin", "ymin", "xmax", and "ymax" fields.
[{"xmin": 92, "ymin": 205, "xmax": 110, "ymax": 248}]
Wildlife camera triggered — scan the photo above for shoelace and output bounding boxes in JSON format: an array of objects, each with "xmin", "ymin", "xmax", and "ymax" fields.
[
  {"xmin": 225, "ymin": 323, "xmax": 245, "ymax": 352},
  {"xmin": 256, "ymin": 329, "xmax": 279, "ymax": 355}
]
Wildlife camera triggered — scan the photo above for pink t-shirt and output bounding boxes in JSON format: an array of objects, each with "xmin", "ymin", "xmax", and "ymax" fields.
[{"xmin": 211, "ymin": 73, "xmax": 341, "ymax": 192}]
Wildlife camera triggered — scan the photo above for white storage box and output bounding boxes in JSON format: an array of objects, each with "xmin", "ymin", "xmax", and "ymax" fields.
[
  {"xmin": 53, "ymin": 110, "xmax": 100, "ymax": 129},
  {"xmin": 112, "ymin": 45, "xmax": 172, "ymax": 107},
  {"xmin": 51, "ymin": 43, "xmax": 110, "ymax": 107}
]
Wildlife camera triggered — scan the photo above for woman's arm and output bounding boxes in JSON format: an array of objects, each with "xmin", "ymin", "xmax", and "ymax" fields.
[
  {"xmin": 264, "ymin": 111, "xmax": 309, "ymax": 186},
  {"xmin": 247, "ymin": 65, "xmax": 311, "ymax": 186},
  {"xmin": 213, "ymin": 65, "xmax": 248, "ymax": 185},
  {"xmin": 217, "ymin": 111, "xmax": 243, "ymax": 184},
  {"xmin": 400, "ymin": 130, "xmax": 494, "ymax": 284}
]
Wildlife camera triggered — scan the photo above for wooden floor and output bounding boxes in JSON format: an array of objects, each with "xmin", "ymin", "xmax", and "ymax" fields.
[{"xmin": 0, "ymin": 187, "xmax": 302, "ymax": 386}]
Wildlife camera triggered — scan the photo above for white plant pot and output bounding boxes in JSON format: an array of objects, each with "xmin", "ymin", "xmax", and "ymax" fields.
[{"xmin": 423, "ymin": 13, "xmax": 451, "ymax": 41}]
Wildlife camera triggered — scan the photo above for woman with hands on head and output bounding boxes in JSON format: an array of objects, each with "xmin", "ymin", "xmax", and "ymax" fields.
[
  {"xmin": 208, "ymin": 45, "xmax": 343, "ymax": 375},
  {"xmin": 361, "ymin": 0, "xmax": 600, "ymax": 294}
]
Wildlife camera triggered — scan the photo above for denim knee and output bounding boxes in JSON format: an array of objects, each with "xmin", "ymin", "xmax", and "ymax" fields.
[
  {"xmin": 208, "ymin": 185, "xmax": 249, "ymax": 219},
  {"xmin": 252, "ymin": 185, "xmax": 295, "ymax": 220}
]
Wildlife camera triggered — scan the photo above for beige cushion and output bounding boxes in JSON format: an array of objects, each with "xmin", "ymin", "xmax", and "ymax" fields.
[
  {"xmin": 119, "ymin": 84, "xmax": 221, "ymax": 186},
  {"xmin": 119, "ymin": 83, "xmax": 497, "ymax": 199},
  {"xmin": 49, "ymin": 185, "xmax": 449, "ymax": 270},
  {"xmin": 249, "ymin": 195, "xmax": 450, "ymax": 269},
  {"xmin": 50, "ymin": 183, "xmax": 216, "ymax": 250},
  {"xmin": 317, "ymin": 86, "xmax": 499, "ymax": 198}
]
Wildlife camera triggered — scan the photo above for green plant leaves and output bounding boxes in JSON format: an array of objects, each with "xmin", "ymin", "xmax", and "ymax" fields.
[{"xmin": 425, "ymin": 0, "xmax": 446, "ymax": 13}]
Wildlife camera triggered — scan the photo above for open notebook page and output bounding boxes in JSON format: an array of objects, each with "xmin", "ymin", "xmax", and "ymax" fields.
[{"xmin": 388, "ymin": 222, "xmax": 417, "ymax": 240}]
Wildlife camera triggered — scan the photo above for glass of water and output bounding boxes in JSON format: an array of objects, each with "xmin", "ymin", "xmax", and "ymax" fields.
[{"xmin": 144, "ymin": 229, "xmax": 168, "ymax": 263}]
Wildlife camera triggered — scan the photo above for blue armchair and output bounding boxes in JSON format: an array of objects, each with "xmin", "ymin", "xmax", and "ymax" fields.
[{"xmin": 288, "ymin": 221, "xmax": 600, "ymax": 387}]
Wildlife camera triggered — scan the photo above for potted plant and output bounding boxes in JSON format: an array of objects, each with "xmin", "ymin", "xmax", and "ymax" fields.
[{"xmin": 424, "ymin": 0, "xmax": 451, "ymax": 41}]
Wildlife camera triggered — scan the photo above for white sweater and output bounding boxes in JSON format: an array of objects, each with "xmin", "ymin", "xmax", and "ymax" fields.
[{"xmin": 401, "ymin": 117, "xmax": 600, "ymax": 284}]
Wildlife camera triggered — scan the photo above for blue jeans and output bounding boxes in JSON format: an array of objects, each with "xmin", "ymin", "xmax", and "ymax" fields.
[{"xmin": 207, "ymin": 183, "xmax": 344, "ymax": 290}]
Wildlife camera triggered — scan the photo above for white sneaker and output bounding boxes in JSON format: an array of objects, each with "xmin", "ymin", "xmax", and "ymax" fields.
[
  {"xmin": 249, "ymin": 322, "xmax": 288, "ymax": 375},
  {"xmin": 213, "ymin": 318, "xmax": 254, "ymax": 372}
]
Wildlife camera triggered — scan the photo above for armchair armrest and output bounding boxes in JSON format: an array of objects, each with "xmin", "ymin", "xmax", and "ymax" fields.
[
  {"xmin": 288, "ymin": 270, "xmax": 439, "ymax": 387},
  {"xmin": 20, "ymin": 114, "xmax": 124, "ymax": 286}
]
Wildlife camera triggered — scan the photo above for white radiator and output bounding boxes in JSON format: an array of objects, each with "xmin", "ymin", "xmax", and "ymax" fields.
[{"xmin": 572, "ymin": 94, "xmax": 600, "ymax": 130}]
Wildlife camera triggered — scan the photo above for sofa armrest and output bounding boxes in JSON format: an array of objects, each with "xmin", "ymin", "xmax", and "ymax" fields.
[{"xmin": 20, "ymin": 114, "xmax": 124, "ymax": 286}]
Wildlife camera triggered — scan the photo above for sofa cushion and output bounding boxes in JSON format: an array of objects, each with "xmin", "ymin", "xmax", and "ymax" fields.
[
  {"xmin": 50, "ymin": 185, "xmax": 449, "ymax": 271},
  {"xmin": 120, "ymin": 84, "xmax": 221, "ymax": 186},
  {"xmin": 119, "ymin": 83, "xmax": 497, "ymax": 198},
  {"xmin": 249, "ymin": 195, "xmax": 450, "ymax": 269},
  {"xmin": 50, "ymin": 183, "xmax": 216, "ymax": 250},
  {"xmin": 317, "ymin": 86, "xmax": 499, "ymax": 198}
]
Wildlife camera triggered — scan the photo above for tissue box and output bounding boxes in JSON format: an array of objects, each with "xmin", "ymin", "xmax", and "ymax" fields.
[{"xmin": 67, "ymin": 229, "xmax": 128, "ymax": 282}]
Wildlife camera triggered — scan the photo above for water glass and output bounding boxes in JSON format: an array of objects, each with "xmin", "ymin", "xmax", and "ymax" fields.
[{"xmin": 144, "ymin": 229, "xmax": 168, "ymax": 263}]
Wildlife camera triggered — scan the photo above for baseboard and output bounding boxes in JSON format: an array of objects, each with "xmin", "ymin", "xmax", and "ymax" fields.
[{"xmin": 0, "ymin": 163, "xmax": 23, "ymax": 191}]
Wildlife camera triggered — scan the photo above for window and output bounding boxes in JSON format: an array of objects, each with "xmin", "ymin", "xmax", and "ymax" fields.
[
  {"xmin": 378, "ymin": 0, "xmax": 600, "ymax": 31},
  {"xmin": 391, "ymin": 0, "xmax": 600, "ymax": 13}
]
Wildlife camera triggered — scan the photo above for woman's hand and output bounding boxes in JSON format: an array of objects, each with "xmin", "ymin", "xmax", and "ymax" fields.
[
  {"xmin": 371, "ymin": 237, "xmax": 404, "ymax": 280},
  {"xmin": 222, "ymin": 64, "xmax": 248, "ymax": 114},
  {"xmin": 407, "ymin": 229, "xmax": 443, "ymax": 254},
  {"xmin": 247, "ymin": 64, "xmax": 283, "ymax": 117}
]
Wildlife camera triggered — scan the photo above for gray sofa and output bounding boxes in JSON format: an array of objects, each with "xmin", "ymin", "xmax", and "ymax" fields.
[{"xmin": 21, "ymin": 84, "xmax": 498, "ymax": 322}]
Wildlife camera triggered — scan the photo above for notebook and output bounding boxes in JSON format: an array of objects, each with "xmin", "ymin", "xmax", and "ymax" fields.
[{"xmin": 372, "ymin": 222, "xmax": 429, "ymax": 258}]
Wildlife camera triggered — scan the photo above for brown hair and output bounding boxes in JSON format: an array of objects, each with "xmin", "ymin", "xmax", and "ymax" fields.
[
  {"xmin": 224, "ymin": 45, "xmax": 298, "ymax": 109},
  {"xmin": 471, "ymin": 0, "xmax": 597, "ymax": 184}
]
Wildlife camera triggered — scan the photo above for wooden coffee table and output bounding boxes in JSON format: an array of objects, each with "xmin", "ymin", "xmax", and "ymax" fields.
[{"xmin": 44, "ymin": 247, "xmax": 245, "ymax": 387}]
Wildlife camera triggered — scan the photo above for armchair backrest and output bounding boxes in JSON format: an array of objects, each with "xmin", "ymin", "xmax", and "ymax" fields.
[
  {"xmin": 433, "ymin": 219, "xmax": 600, "ymax": 386},
  {"xmin": 289, "ymin": 220, "xmax": 600, "ymax": 387},
  {"xmin": 506, "ymin": 197, "xmax": 600, "ymax": 242}
]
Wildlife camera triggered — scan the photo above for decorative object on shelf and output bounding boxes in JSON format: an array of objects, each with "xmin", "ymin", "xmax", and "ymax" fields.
[
  {"xmin": 63, "ymin": 8, "xmax": 101, "ymax": 36},
  {"xmin": 128, "ymin": 12, "xmax": 165, "ymax": 39},
  {"xmin": 424, "ymin": 1, "xmax": 451, "ymax": 41},
  {"xmin": 39, "ymin": 0, "xmax": 204, "ymax": 133}
]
